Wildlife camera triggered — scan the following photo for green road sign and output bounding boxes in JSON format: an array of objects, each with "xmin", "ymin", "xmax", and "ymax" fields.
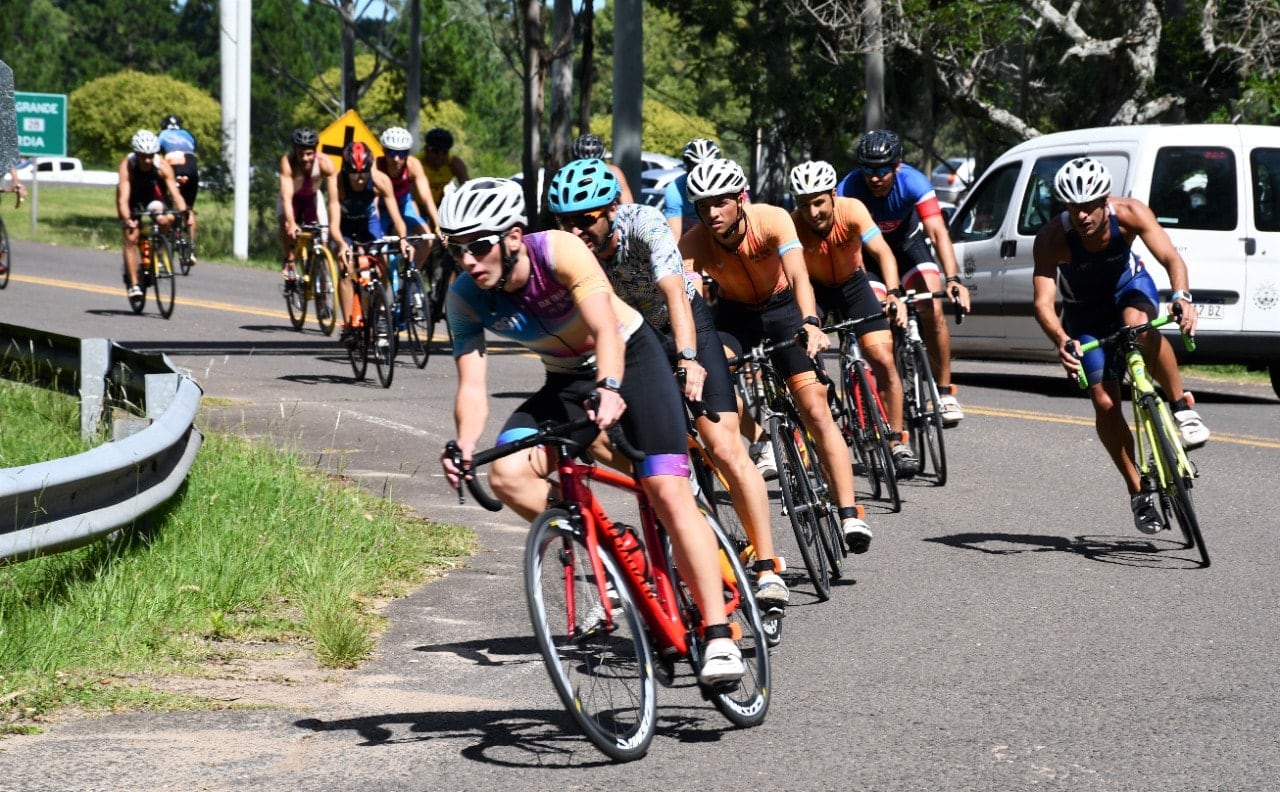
[{"xmin": 15, "ymin": 91, "xmax": 67, "ymax": 158}]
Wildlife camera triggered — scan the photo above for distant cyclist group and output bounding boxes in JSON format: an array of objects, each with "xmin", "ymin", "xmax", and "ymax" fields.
[{"xmin": 97, "ymin": 119, "xmax": 1212, "ymax": 757}]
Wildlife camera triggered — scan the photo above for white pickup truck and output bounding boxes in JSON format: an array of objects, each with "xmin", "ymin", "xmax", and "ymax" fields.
[{"xmin": 3, "ymin": 156, "xmax": 118, "ymax": 187}]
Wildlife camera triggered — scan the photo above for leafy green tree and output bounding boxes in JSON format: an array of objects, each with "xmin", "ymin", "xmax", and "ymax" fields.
[
  {"xmin": 69, "ymin": 71, "xmax": 221, "ymax": 168},
  {"xmin": 0, "ymin": 0, "xmax": 74, "ymax": 93},
  {"xmin": 588, "ymin": 98, "xmax": 719, "ymax": 160}
]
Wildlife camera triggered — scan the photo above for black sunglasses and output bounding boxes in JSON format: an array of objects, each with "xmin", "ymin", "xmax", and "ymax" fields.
[{"xmin": 448, "ymin": 234, "xmax": 501, "ymax": 259}]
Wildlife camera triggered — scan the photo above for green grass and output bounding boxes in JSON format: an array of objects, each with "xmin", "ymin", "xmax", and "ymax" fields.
[
  {"xmin": 0, "ymin": 378, "xmax": 477, "ymax": 733},
  {"xmin": 1184, "ymin": 363, "xmax": 1270, "ymax": 386},
  {"xmin": 1, "ymin": 185, "xmax": 284, "ymax": 269}
]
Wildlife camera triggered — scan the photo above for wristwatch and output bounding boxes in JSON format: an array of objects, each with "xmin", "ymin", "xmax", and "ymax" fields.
[
  {"xmin": 678, "ymin": 347, "xmax": 698, "ymax": 362},
  {"xmin": 595, "ymin": 376, "xmax": 621, "ymax": 392},
  {"xmin": 802, "ymin": 315, "xmax": 821, "ymax": 328},
  {"xmin": 1169, "ymin": 290, "xmax": 1193, "ymax": 303}
]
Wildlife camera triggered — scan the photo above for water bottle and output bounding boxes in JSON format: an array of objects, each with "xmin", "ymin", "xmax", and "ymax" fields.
[{"xmin": 612, "ymin": 523, "xmax": 649, "ymax": 582}]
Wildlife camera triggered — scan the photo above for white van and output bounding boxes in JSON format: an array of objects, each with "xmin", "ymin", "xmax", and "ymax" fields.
[{"xmin": 945, "ymin": 124, "xmax": 1280, "ymax": 395}]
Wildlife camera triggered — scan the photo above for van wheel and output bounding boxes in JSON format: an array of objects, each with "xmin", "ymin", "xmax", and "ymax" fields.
[{"xmin": 1270, "ymin": 361, "xmax": 1280, "ymax": 400}]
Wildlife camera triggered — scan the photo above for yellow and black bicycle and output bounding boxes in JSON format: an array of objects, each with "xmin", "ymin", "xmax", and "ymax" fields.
[
  {"xmin": 1076, "ymin": 311, "xmax": 1208, "ymax": 567},
  {"xmin": 283, "ymin": 221, "xmax": 341, "ymax": 336}
]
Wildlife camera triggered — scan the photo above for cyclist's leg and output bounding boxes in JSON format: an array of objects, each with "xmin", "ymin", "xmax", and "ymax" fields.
[
  {"xmin": 905, "ymin": 259, "xmax": 963, "ymax": 422},
  {"xmin": 122, "ymin": 219, "xmax": 142, "ymax": 289},
  {"xmin": 178, "ymin": 155, "xmax": 199, "ymax": 258},
  {"xmin": 1122, "ymin": 275, "xmax": 1209, "ymax": 446},
  {"xmin": 277, "ymin": 198, "xmax": 298, "ymax": 278},
  {"xmin": 617, "ymin": 329, "xmax": 741, "ymax": 679},
  {"xmin": 687, "ymin": 300, "xmax": 783, "ymax": 596},
  {"xmin": 488, "ymin": 378, "xmax": 584, "ymax": 520}
]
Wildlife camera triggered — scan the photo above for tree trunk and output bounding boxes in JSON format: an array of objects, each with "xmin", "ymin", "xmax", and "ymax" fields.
[
  {"xmin": 407, "ymin": 0, "xmax": 422, "ymax": 151},
  {"xmin": 521, "ymin": 0, "xmax": 545, "ymax": 229},
  {"xmin": 577, "ymin": 2, "xmax": 595, "ymax": 136},
  {"xmin": 341, "ymin": 0, "xmax": 357, "ymax": 111},
  {"xmin": 549, "ymin": 0, "xmax": 574, "ymax": 183}
]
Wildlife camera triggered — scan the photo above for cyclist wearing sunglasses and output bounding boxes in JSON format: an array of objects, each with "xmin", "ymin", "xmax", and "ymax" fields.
[
  {"xmin": 679, "ymin": 157, "xmax": 875, "ymax": 556},
  {"xmin": 790, "ymin": 159, "xmax": 918, "ymax": 478},
  {"xmin": 547, "ymin": 158, "xmax": 791, "ymax": 611},
  {"xmin": 376, "ymin": 126, "xmax": 441, "ymax": 269},
  {"xmin": 439, "ymin": 177, "xmax": 746, "ymax": 685},
  {"xmin": 838, "ymin": 128, "xmax": 971, "ymax": 426},
  {"xmin": 335, "ymin": 141, "xmax": 411, "ymax": 342}
]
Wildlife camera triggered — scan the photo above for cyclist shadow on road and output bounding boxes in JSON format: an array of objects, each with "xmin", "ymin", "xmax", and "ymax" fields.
[
  {"xmin": 925, "ymin": 530, "xmax": 1202, "ymax": 569},
  {"xmin": 295, "ymin": 703, "xmax": 721, "ymax": 767}
]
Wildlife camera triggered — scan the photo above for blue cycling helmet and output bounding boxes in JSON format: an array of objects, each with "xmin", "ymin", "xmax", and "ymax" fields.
[{"xmin": 547, "ymin": 158, "xmax": 620, "ymax": 214}]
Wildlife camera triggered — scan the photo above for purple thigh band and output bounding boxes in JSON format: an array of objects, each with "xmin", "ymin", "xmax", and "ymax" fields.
[{"xmin": 638, "ymin": 453, "xmax": 691, "ymax": 479}]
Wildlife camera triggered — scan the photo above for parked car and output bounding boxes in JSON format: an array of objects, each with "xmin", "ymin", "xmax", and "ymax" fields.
[
  {"xmin": 930, "ymin": 157, "xmax": 975, "ymax": 203},
  {"xmin": 3, "ymin": 156, "xmax": 118, "ymax": 187},
  {"xmin": 944, "ymin": 123, "xmax": 1280, "ymax": 396}
]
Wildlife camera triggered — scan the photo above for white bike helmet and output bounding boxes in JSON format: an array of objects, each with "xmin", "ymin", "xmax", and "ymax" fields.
[
  {"xmin": 379, "ymin": 126, "xmax": 414, "ymax": 152},
  {"xmin": 682, "ymin": 138, "xmax": 721, "ymax": 170},
  {"xmin": 438, "ymin": 178, "xmax": 527, "ymax": 236},
  {"xmin": 789, "ymin": 160, "xmax": 838, "ymax": 196},
  {"xmin": 131, "ymin": 129, "xmax": 161, "ymax": 155},
  {"xmin": 1054, "ymin": 157, "xmax": 1113, "ymax": 204},
  {"xmin": 686, "ymin": 159, "xmax": 748, "ymax": 202}
]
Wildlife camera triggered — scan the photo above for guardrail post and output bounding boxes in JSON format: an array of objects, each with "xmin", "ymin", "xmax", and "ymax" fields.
[
  {"xmin": 145, "ymin": 373, "xmax": 180, "ymax": 420},
  {"xmin": 80, "ymin": 338, "xmax": 111, "ymax": 441}
]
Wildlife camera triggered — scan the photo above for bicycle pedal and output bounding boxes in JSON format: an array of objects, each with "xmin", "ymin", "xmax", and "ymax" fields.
[{"xmin": 760, "ymin": 605, "xmax": 786, "ymax": 621}]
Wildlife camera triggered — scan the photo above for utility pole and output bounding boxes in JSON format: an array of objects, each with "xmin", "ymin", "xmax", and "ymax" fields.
[
  {"xmin": 612, "ymin": 0, "xmax": 642, "ymax": 197},
  {"xmin": 219, "ymin": 0, "xmax": 251, "ymax": 260}
]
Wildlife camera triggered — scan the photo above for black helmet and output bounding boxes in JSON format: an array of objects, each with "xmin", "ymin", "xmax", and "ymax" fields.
[
  {"xmin": 342, "ymin": 141, "xmax": 373, "ymax": 174},
  {"xmin": 292, "ymin": 127, "xmax": 319, "ymax": 147},
  {"xmin": 424, "ymin": 127, "xmax": 454, "ymax": 152},
  {"xmin": 855, "ymin": 129, "xmax": 903, "ymax": 168},
  {"xmin": 160, "ymin": 114, "xmax": 182, "ymax": 131},
  {"xmin": 571, "ymin": 133, "xmax": 606, "ymax": 160}
]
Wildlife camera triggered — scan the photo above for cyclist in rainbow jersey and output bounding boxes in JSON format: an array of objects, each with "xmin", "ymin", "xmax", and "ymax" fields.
[{"xmin": 439, "ymin": 177, "xmax": 746, "ymax": 685}]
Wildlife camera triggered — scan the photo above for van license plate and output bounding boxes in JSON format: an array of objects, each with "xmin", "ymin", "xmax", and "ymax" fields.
[{"xmin": 1193, "ymin": 301, "xmax": 1224, "ymax": 320}]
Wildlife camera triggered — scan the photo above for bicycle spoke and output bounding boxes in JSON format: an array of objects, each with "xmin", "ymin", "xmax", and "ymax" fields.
[{"xmin": 524, "ymin": 509, "xmax": 655, "ymax": 761}]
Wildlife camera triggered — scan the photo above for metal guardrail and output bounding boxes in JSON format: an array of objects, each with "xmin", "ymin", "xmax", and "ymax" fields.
[{"xmin": 0, "ymin": 322, "xmax": 203, "ymax": 564}]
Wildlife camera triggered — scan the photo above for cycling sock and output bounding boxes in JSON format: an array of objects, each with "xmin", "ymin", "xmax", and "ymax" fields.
[
  {"xmin": 838, "ymin": 505, "xmax": 866, "ymax": 521},
  {"xmin": 703, "ymin": 623, "xmax": 733, "ymax": 641}
]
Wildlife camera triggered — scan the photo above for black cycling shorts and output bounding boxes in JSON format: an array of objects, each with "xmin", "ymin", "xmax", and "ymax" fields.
[
  {"xmin": 498, "ymin": 322, "xmax": 688, "ymax": 460},
  {"xmin": 171, "ymin": 154, "xmax": 199, "ymax": 208},
  {"xmin": 812, "ymin": 269, "xmax": 891, "ymax": 335},
  {"xmin": 715, "ymin": 289, "xmax": 814, "ymax": 379}
]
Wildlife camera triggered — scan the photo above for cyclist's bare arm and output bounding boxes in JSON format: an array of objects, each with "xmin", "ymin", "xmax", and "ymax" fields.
[
  {"xmin": 407, "ymin": 157, "xmax": 442, "ymax": 233},
  {"xmin": 780, "ymin": 244, "xmax": 828, "ymax": 357},
  {"xmin": 445, "ymin": 349, "xmax": 490, "ymax": 485},
  {"xmin": 451, "ymin": 155, "xmax": 469, "ymax": 184},
  {"xmin": 863, "ymin": 229, "xmax": 906, "ymax": 326},
  {"xmin": 1031, "ymin": 221, "xmax": 1077, "ymax": 370},
  {"xmin": 658, "ymin": 273, "xmax": 704, "ymax": 402},
  {"xmin": 1112, "ymin": 197, "xmax": 1197, "ymax": 336},
  {"xmin": 278, "ymin": 153, "xmax": 299, "ymax": 234},
  {"xmin": 920, "ymin": 211, "xmax": 970, "ymax": 311},
  {"xmin": 372, "ymin": 171, "xmax": 411, "ymax": 254},
  {"xmin": 115, "ymin": 157, "xmax": 135, "ymax": 225}
]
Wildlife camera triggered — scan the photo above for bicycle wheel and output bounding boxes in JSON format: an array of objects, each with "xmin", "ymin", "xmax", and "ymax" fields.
[
  {"xmin": 768, "ymin": 418, "xmax": 831, "ymax": 601},
  {"xmin": 371, "ymin": 282, "xmax": 396, "ymax": 388},
  {"xmin": 287, "ymin": 245, "xmax": 310, "ymax": 330},
  {"xmin": 0, "ymin": 217, "xmax": 10, "ymax": 289},
  {"xmin": 152, "ymin": 236, "xmax": 176, "ymax": 319},
  {"xmin": 313, "ymin": 246, "xmax": 340, "ymax": 336},
  {"xmin": 853, "ymin": 362, "xmax": 901, "ymax": 512},
  {"xmin": 524, "ymin": 508, "xmax": 656, "ymax": 762},
  {"xmin": 426, "ymin": 248, "xmax": 453, "ymax": 346},
  {"xmin": 690, "ymin": 446, "xmax": 782, "ymax": 646},
  {"xmin": 347, "ymin": 290, "xmax": 369, "ymax": 382},
  {"xmin": 1144, "ymin": 395, "xmax": 1210, "ymax": 566},
  {"xmin": 899, "ymin": 338, "xmax": 947, "ymax": 486},
  {"xmin": 796, "ymin": 422, "xmax": 844, "ymax": 580},
  {"xmin": 176, "ymin": 235, "xmax": 193, "ymax": 275},
  {"xmin": 701, "ymin": 511, "xmax": 771, "ymax": 729},
  {"xmin": 402, "ymin": 268, "xmax": 431, "ymax": 368}
]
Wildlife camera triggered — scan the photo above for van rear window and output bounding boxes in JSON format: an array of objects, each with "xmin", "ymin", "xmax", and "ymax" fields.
[
  {"xmin": 1251, "ymin": 149, "xmax": 1280, "ymax": 232},
  {"xmin": 1150, "ymin": 147, "xmax": 1237, "ymax": 231}
]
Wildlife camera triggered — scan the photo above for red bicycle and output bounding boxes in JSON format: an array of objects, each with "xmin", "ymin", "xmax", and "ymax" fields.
[{"xmin": 448, "ymin": 417, "xmax": 772, "ymax": 762}]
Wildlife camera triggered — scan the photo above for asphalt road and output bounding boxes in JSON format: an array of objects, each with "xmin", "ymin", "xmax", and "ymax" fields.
[{"xmin": 3, "ymin": 239, "xmax": 1279, "ymax": 791}]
